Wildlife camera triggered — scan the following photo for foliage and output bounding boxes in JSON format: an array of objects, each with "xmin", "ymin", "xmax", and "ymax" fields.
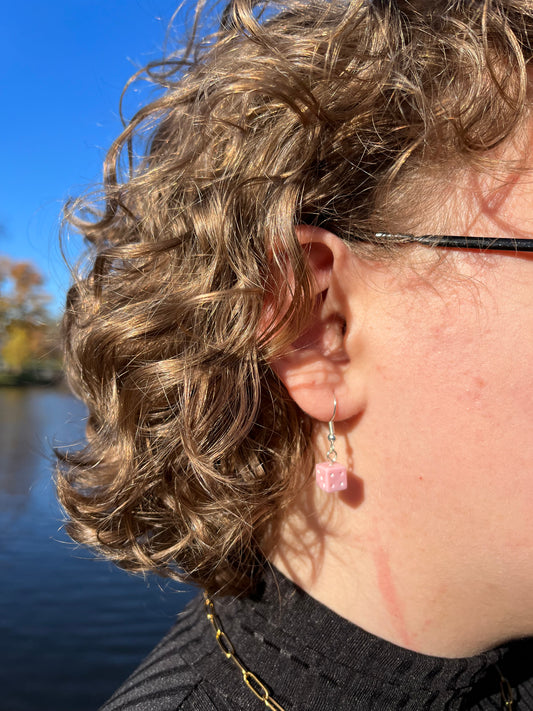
[
  {"xmin": 2, "ymin": 325, "xmax": 33, "ymax": 372},
  {"xmin": 0, "ymin": 255, "xmax": 61, "ymax": 383}
]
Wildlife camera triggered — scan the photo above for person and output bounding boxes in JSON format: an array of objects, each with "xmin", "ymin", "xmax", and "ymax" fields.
[{"xmin": 57, "ymin": 0, "xmax": 533, "ymax": 708}]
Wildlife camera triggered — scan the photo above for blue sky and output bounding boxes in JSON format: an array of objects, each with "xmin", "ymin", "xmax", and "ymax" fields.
[{"xmin": 1, "ymin": 1, "xmax": 198, "ymax": 314}]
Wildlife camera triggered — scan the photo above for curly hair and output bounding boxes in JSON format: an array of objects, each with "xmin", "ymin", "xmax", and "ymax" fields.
[{"xmin": 57, "ymin": 0, "xmax": 533, "ymax": 594}]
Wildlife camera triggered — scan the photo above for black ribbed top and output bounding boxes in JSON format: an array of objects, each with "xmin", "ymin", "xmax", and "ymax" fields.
[{"xmin": 100, "ymin": 568, "xmax": 533, "ymax": 711}]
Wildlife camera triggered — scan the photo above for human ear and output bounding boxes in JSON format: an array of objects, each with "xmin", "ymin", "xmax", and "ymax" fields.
[{"xmin": 270, "ymin": 225, "xmax": 365, "ymax": 423}]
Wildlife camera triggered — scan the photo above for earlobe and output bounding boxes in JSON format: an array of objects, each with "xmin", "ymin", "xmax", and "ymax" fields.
[{"xmin": 269, "ymin": 225, "xmax": 363, "ymax": 423}]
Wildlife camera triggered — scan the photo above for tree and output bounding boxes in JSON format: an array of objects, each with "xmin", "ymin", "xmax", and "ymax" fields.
[
  {"xmin": 0, "ymin": 255, "xmax": 60, "ymax": 381},
  {"xmin": 2, "ymin": 324, "xmax": 33, "ymax": 373},
  {"xmin": 0, "ymin": 258, "xmax": 50, "ymax": 325}
]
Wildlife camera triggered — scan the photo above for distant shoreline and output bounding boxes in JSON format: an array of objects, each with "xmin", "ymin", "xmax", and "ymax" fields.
[{"xmin": 0, "ymin": 369, "xmax": 64, "ymax": 387}]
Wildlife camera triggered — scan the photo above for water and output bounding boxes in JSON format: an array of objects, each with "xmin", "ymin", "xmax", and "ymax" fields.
[{"xmin": 0, "ymin": 387, "xmax": 196, "ymax": 711}]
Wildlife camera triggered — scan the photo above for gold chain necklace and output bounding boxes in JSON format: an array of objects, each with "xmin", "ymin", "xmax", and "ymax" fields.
[
  {"xmin": 204, "ymin": 592, "xmax": 515, "ymax": 711},
  {"xmin": 204, "ymin": 592, "xmax": 287, "ymax": 710}
]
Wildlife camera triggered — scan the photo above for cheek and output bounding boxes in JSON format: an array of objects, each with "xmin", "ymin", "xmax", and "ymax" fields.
[{"xmin": 359, "ymin": 283, "xmax": 533, "ymax": 518}]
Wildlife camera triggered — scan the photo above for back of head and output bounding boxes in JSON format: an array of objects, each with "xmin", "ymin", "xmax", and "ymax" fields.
[{"xmin": 58, "ymin": 0, "xmax": 533, "ymax": 594}]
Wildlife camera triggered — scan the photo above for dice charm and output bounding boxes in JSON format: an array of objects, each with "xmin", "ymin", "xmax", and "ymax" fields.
[{"xmin": 315, "ymin": 461, "xmax": 348, "ymax": 492}]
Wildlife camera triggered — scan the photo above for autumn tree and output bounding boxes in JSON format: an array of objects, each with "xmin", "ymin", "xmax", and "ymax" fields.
[{"xmin": 0, "ymin": 255, "xmax": 59, "ymax": 378}]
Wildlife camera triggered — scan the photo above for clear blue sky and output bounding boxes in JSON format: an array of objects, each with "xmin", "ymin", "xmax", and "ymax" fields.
[{"xmin": 1, "ymin": 1, "xmax": 198, "ymax": 315}]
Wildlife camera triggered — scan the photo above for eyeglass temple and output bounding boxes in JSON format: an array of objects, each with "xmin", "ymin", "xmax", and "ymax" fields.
[{"xmin": 374, "ymin": 232, "xmax": 533, "ymax": 252}]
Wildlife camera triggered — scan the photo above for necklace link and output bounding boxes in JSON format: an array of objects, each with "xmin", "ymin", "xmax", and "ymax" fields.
[
  {"xmin": 499, "ymin": 671, "xmax": 514, "ymax": 709},
  {"xmin": 216, "ymin": 629, "xmax": 235, "ymax": 658}
]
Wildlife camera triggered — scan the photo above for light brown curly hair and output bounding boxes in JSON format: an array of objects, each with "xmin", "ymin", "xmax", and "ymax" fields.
[{"xmin": 57, "ymin": 0, "xmax": 533, "ymax": 595}]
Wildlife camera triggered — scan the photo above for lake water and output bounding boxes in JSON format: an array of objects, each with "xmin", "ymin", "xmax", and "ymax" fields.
[{"xmin": 0, "ymin": 387, "xmax": 196, "ymax": 711}]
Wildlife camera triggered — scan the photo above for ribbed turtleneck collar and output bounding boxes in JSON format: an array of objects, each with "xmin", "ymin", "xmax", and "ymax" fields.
[{"xmin": 212, "ymin": 567, "xmax": 533, "ymax": 710}]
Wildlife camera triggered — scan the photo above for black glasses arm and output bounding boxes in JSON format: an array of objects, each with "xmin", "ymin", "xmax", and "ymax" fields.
[{"xmin": 374, "ymin": 233, "xmax": 533, "ymax": 253}]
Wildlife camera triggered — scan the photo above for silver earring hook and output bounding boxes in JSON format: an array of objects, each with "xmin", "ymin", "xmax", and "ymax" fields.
[{"xmin": 327, "ymin": 396, "xmax": 338, "ymax": 463}]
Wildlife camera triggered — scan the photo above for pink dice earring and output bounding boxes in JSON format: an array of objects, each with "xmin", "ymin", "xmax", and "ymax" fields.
[{"xmin": 315, "ymin": 397, "xmax": 347, "ymax": 492}]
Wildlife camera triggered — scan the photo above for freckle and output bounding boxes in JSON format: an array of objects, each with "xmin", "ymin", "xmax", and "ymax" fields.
[{"xmin": 465, "ymin": 375, "xmax": 487, "ymax": 407}]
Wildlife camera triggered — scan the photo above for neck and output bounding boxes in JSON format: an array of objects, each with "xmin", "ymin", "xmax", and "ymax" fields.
[{"xmin": 271, "ymin": 481, "xmax": 524, "ymax": 659}]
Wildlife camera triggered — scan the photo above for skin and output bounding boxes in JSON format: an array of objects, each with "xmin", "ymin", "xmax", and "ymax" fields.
[{"xmin": 271, "ymin": 139, "xmax": 533, "ymax": 658}]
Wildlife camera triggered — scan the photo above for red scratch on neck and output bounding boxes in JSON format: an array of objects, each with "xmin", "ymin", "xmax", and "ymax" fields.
[{"xmin": 373, "ymin": 542, "xmax": 413, "ymax": 649}]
